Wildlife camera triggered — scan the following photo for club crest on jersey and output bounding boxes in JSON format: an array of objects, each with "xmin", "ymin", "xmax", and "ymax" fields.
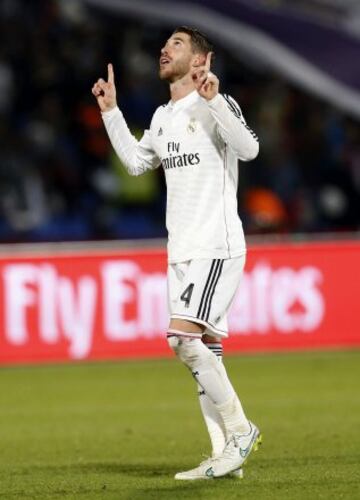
[{"xmin": 187, "ymin": 118, "xmax": 197, "ymax": 134}]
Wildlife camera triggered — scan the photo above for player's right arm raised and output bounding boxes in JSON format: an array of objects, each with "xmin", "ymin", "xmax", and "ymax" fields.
[
  {"xmin": 92, "ymin": 63, "xmax": 117, "ymax": 113},
  {"xmin": 92, "ymin": 64, "xmax": 160, "ymax": 175}
]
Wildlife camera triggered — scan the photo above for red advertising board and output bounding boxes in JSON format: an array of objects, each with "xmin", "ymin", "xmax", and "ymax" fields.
[{"xmin": 0, "ymin": 240, "xmax": 359, "ymax": 364}]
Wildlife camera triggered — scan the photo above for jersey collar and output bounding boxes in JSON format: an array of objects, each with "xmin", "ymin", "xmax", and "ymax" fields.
[{"xmin": 168, "ymin": 90, "xmax": 199, "ymax": 111}]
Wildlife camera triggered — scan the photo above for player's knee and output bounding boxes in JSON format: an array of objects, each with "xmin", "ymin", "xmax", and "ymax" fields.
[
  {"xmin": 202, "ymin": 333, "xmax": 222, "ymax": 345},
  {"xmin": 167, "ymin": 335, "xmax": 202, "ymax": 368},
  {"xmin": 167, "ymin": 334, "xmax": 180, "ymax": 354}
]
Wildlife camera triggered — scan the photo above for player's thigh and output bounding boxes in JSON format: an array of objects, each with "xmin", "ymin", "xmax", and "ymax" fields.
[
  {"xmin": 169, "ymin": 317, "xmax": 205, "ymax": 333},
  {"xmin": 202, "ymin": 333, "xmax": 221, "ymax": 344}
]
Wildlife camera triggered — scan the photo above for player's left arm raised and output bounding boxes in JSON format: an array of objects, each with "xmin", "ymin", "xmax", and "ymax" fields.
[
  {"xmin": 192, "ymin": 53, "xmax": 259, "ymax": 161},
  {"xmin": 192, "ymin": 52, "xmax": 219, "ymax": 101}
]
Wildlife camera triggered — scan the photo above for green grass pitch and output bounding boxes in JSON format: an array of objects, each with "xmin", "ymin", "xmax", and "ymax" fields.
[{"xmin": 0, "ymin": 350, "xmax": 359, "ymax": 499}]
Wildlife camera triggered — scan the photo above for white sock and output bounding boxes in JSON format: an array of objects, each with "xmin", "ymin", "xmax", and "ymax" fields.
[
  {"xmin": 197, "ymin": 342, "xmax": 226, "ymax": 456},
  {"xmin": 213, "ymin": 358, "xmax": 250, "ymax": 436},
  {"xmin": 182, "ymin": 339, "xmax": 233, "ymax": 405},
  {"xmin": 204, "ymin": 343, "xmax": 250, "ymax": 446},
  {"xmin": 215, "ymin": 361, "xmax": 250, "ymax": 436},
  {"xmin": 168, "ymin": 335, "xmax": 250, "ymax": 441},
  {"xmin": 215, "ymin": 395, "xmax": 250, "ymax": 436},
  {"xmin": 198, "ymin": 384, "xmax": 226, "ymax": 457}
]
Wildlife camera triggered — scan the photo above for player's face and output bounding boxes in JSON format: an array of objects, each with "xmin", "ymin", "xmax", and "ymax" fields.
[{"xmin": 159, "ymin": 33, "xmax": 196, "ymax": 82}]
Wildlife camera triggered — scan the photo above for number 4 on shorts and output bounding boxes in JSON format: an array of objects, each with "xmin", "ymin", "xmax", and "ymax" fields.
[{"xmin": 180, "ymin": 283, "xmax": 194, "ymax": 308}]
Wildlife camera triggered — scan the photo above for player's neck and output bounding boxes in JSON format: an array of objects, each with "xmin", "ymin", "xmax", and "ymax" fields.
[{"xmin": 169, "ymin": 73, "xmax": 196, "ymax": 102}]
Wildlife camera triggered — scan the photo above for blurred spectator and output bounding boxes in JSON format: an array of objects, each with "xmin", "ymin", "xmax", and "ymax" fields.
[{"xmin": 244, "ymin": 188, "xmax": 289, "ymax": 233}]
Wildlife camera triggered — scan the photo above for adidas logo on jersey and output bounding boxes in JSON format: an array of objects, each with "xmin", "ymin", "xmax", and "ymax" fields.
[{"xmin": 158, "ymin": 127, "xmax": 163, "ymax": 136}]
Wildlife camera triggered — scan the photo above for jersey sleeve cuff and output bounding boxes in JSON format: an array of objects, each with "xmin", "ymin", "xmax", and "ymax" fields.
[
  {"xmin": 207, "ymin": 93, "xmax": 224, "ymax": 108},
  {"xmin": 101, "ymin": 106, "xmax": 122, "ymax": 120}
]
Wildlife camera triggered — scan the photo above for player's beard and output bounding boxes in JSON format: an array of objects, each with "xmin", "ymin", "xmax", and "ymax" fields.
[{"xmin": 159, "ymin": 58, "xmax": 191, "ymax": 83}]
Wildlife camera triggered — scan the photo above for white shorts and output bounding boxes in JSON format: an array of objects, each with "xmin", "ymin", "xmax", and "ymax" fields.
[{"xmin": 168, "ymin": 256, "xmax": 246, "ymax": 338}]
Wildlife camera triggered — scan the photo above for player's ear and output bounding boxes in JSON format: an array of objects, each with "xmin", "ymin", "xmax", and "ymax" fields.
[{"xmin": 191, "ymin": 54, "xmax": 202, "ymax": 68}]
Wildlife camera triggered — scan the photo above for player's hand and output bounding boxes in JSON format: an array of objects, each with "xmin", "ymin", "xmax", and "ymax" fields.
[
  {"xmin": 92, "ymin": 63, "xmax": 117, "ymax": 112},
  {"xmin": 191, "ymin": 52, "xmax": 219, "ymax": 101}
]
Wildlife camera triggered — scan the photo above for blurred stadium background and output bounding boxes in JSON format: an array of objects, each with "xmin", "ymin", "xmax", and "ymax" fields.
[
  {"xmin": 0, "ymin": 0, "xmax": 359, "ymax": 241},
  {"xmin": 0, "ymin": 1, "xmax": 359, "ymax": 498}
]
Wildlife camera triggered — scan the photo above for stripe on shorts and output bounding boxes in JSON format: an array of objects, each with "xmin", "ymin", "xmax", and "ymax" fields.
[
  {"xmin": 204, "ymin": 259, "xmax": 224, "ymax": 321},
  {"xmin": 197, "ymin": 259, "xmax": 217, "ymax": 319},
  {"xmin": 197, "ymin": 259, "xmax": 224, "ymax": 321}
]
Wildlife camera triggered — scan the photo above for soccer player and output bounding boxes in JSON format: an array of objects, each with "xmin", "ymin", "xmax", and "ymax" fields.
[{"xmin": 92, "ymin": 26, "xmax": 261, "ymax": 480}]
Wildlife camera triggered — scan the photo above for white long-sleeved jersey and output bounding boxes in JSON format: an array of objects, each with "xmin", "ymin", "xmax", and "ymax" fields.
[{"xmin": 102, "ymin": 91, "xmax": 259, "ymax": 263}]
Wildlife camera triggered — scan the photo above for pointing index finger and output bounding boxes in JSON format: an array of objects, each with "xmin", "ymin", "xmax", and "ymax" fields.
[{"xmin": 108, "ymin": 63, "xmax": 114, "ymax": 84}]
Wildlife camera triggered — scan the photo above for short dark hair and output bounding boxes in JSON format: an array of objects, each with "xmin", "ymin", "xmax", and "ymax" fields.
[{"xmin": 173, "ymin": 26, "xmax": 214, "ymax": 56}]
